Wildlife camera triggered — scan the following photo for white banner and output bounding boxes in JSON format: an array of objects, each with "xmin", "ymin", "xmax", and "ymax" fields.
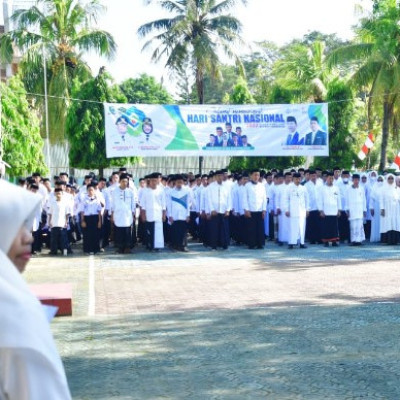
[{"xmin": 104, "ymin": 103, "xmax": 329, "ymax": 158}]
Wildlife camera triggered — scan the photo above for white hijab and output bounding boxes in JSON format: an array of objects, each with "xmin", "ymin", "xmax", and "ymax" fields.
[{"xmin": 0, "ymin": 180, "xmax": 70, "ymax": 396}]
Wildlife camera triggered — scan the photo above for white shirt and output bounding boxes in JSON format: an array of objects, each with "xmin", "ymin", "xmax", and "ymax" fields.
[
  {"xmin": 80, "ymin": 195, "xmax": 102, "ymax": 216},
  {"xmin": 317, "ymin": 184, "xmax": 341, "ymax": 215},
  {"xmin": 207, "ymin": 181, "xmax": 232, "ymax": 214},
  {"xmin": 283, "ymin": 183, "xmax": 309, "ymax": 217},
  {"xmin": 345, "ymin": 185, "xmax": 366, "ymax": 220},
  {"xmin": 242, "ymin": 181, "xmax": 267, "ymax": 212},
  {"xmin": 48, "ymin": 198, "xmax": 70, "ymax": 228},
  {"xmin": 111, "ymin": 187, "xmax": 135, "ymax": 227},
  {"xmin": 167, "ymin": 186, "xmax": 191, "ymax": 220},
  {"xmin": 305, "ymin": 180, "xmax": 319, "ymax": 211},
  {"xmin": 141, "ymin": 187, "xmax": 166, "ymax": 222}
]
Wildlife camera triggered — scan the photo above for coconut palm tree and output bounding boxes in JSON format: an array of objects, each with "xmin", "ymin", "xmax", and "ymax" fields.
[
  {"xmin": 138, "ymin": 0, "xmax": 246, "ymax": 104},
  {"xmin": 0, "ymin": 0, "xmax": 116, "ymax": 142},
  {"xmin": 328, "ymin": 0, "xmax": 400, "ymax": 170},
  {"xmin": 274, "ymin": 40, "xmax": 331, "ymax": 103}
]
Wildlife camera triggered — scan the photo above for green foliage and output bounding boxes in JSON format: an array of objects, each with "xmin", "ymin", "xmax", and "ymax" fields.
[
  {"xmin": 138, "ymin": 0, "xmax": 246, "ymax": 104},
  {"xmin": 66, "ymin": 70, "xmax": 138, "ymax": 171},
  {"xmin": 313, "ymin": 79, "xmax": 357, "ymax": 169},
  {"xmin": 120, "ymin": 74, "xmax": 173, "ymax": 104},
  {"xmin": 0, "ymin": 0, "xmax": 116, "ymax": 142},
  {"xmin": 230, "ymin": 77, "xmax": 254, "ymax": 105},
  {"xmin": 1, "ymin": 76, "xmax": 47, "ymax": 176}
]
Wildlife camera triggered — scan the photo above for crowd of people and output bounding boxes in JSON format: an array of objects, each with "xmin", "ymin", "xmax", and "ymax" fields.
[{"xmin": 13, "ymin": 165, "xmax": 400, "ymax": 256}]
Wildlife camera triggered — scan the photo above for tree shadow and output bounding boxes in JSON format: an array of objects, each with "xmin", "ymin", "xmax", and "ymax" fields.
[{"xmin": 53, "ymin": 303, "xmax": 400, "ymax": 399}]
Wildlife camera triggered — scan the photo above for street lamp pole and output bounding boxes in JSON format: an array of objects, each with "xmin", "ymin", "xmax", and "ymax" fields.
[{"xmin": 42, "ymin": 45, "xmax": 51, "ymax": 174}]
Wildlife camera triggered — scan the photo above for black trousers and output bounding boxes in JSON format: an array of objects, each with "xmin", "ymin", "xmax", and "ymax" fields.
[
  {"xmin": 208, "ymin": 213, "xmax": 230, "ymax": 249},
  {"xmin": 32, "ymin": 226, "xmax": 42, "ymax": 253},
  {"xmin": 131, "ymin": 218, "xmax": 137, "ymax": 248},
  {"xmin": 83, "ymin": 215, "xmax": 100, "ymax": 253},
  {"xmin": 145, "ymin": 221, "xmax": 155, "ymax": 250},
  {"xmin": 102, "ymin": 211, "xmax": 111, "ymax": 248},
  {"xmin": 50, "ymin": 227, "xmax": 67, "ymax": 254},
  {"xmin": 114, "ymin": 225, "xmax": 132, "ymax": 251},
  {"xmin": 170, "ymin": 220, "xmax": 188, "ymax": 249},
  {"xmin": 189, "ymin": 211, "xmax": 198, "ymax": 239},
  {"xmin": 386, "ymin": 230, "xmax": 400, "ymax": 245},
  {"xmin": 230, "ymin": 214, "xmax": 241, "ymax": 244},
  {"xmin": 338, "ymin": 211, "xmax": 350, "ymax": 242},
  {"xmin": 268, "ymin": 212, "xmax": 274, "ymax": 240},
  {"xmin": 246, "ymin": 212, "xmax": 265, "ymax": 248},
  {"xmin": 199, "ymin": 216, "xmax": 207, "ymax": 244},
  {"xmin": 307, "ymin": 210, "xmax": 322, "ymax": 243}
]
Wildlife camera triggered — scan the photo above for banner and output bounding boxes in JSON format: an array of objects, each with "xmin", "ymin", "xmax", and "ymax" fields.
[{"xmin": 104, "ymin": 103, "xmax": 329, "ymax": 158}]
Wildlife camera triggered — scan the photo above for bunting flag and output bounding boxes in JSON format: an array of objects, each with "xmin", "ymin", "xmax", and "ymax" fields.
[
  {"xmin": 393, "ymin": 151, "xmax": 400, "ymax": 169},
  {"xmin": 357, "ymin": 133, "xmax": 375, "ymax": 160}
]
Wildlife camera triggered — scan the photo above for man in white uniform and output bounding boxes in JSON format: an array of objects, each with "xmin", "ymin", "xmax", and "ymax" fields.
[
  {"xmin": 283, "ymin": 173, "xmax": 309, "ymax": 249},
  {"xmin": 345, "ymin": 174, "xmax": 367, "ymax": 246}
]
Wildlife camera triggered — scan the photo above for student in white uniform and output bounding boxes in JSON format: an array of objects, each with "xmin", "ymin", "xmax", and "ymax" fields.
[
  {"xmin": 206, "ymin": 170, "xmax": 232, "ymax": 250},
  {"xmin": 317, "ymin": 172, "xmax": 341, "ymax": 247},
  {"xmin": 369, "ymin": 175, "xmax": 384, "ymax": 243},
  {"xmin": 345, "ymin": 174, "xmax": 367, "ymax": 246},
  {"xmin": 111, "ymin": 173, "xmax": 136, "ymax": 254},
  {"xmin": 167, "ymin": 174, "xmax": 191, "ymax": 251},
  {"xmin": 283, "ymin": 173, "xmax": 309, "ymax": 249},
  {"xmin": 0, "ymin": 180, "xmax": 71, "ymax": 400},
  {"xmin": 80, "ymin": 183, "xmax": 102, "ymax": 255},
  {"xmin": 242, "ymin": 168, "xmax": 267, "ymax": 249},
  {"xmin": 140, "ymin": 173, "xmax": 167, "ymax": 251}
]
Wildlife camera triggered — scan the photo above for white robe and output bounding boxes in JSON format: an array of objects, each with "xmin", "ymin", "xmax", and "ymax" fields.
[
  {"xmin": 0, "ymin": 180, "xmax": 71, "ymax": 400},
  {"xmin": 369, "ymin": 182, "xmax": 383, "ymax": 242},
  {"xmin": 283, "ymin": 183, "xmax": 309, "ymax": 245},
  {"xmin": 379, "ymin": 181, "xmax": 400, "ymax": 234},
  {"xmin": 345, "ymin": 185, "xmax": 366, "ymax": 242},
  {"xmin": 276, "ymin": 184, "xmax": 290, "ymax": 242}
]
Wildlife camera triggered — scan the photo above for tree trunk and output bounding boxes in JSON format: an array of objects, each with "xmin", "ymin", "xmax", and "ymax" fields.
[
  {"xmin": 379, "ymin": 94, "xmax": 393, "ymax": 171},
  {"xmin": 99, "ymin": 167, "xmax": 104, "ymax": 178},
  {"xmin": 195, "ymin": 66, "xmax": 204, "ymax": 105}
]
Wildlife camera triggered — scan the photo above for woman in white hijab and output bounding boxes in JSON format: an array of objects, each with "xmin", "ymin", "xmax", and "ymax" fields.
[
  {"xmin": 378, "ymin": 173, "xmax": 400, "ymax": 245},
  {"xmin": 0, "ymin": 180, "xmax": 71, "ymax": 399},
  {"xmin": 369, "ymin": 175, "xmax": 384, "ymax": 242}
]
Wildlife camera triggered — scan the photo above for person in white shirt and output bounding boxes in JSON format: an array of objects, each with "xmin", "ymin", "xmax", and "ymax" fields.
[
  {"xmin": 197, "ymin": 174, "xmax": 209, "ymax": 245},
  {"xmin": 305, "ymin": 170, "xmax": 322, "ymax": 244},
  {"xmin": 0, "ymin": 180, "xmax": 72, "ymax": 400},
  {"xmin": 345, "ymin": 174, "xmax": 367, "ymax": 246},
  {"xmin": 369, "ymin": 175, "xmax": 384, "ymax": 243},
  {"xmin": 317, "ymin": 172, "xmax": 341, "ymax": 247},
  {"xmin": 242, "ymin": 168, "xmax": 267, "ymax": 249},
  {"xmin": 48, "ymin": 189, "xmax": 70, "ymax": 255},
  {"xmin": 80, "ymin": 184, "xmax": 102, "ymax": 255},
  {"xmin": 167, "ymin": 175, "xmax": 191, "ymax": 251},
  {"xmin": 140, "ymin": 173, "xmax": 167, "ymax": 251},
  {"xmin": 102, "ymin": 171, "xmax": 120, "ymax": 249},
  {"xmin": 111, "ymin": 173, "xmax": 136, "ymax": 254},
  {"xmin": 206, "ymin": 170, "xmax": 232, "ymax": 250},
  {"xmin": 337, "ymin": 170, "xmax": 351, "ymax": 243},
  {"xmin": 379, "ymin": 173, "xmax": 400, "ymax": 245},
  {"xmin": 283, "ymin": 173, "xmax": 309, "ymax": 249},
  {"xmin": 28, "ymin": 183, "xmax": 43, "ymax": 254},
  {"xmin": 276, "ymin": 172, "xmax": 292, "ymax": 246}
]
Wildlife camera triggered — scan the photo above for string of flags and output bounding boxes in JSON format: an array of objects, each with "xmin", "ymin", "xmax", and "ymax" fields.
[{"xmin": 357, "ymin": 133, "xmax": 375, "ymax": 160}]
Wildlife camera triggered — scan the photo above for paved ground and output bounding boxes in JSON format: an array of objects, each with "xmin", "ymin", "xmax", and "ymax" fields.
[{"xmin": 25, "ymin": 242, "xmax": 400, "ymax": 399}]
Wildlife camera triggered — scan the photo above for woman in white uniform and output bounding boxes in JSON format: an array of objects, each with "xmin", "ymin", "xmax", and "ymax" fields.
[{"xmin": 0, "ymin": 180, "xmax": 71, "ymax": 400}]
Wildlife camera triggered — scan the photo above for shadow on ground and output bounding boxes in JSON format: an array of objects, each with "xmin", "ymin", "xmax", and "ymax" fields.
[{"xmin": 54, "ymin": 303, "xmax": 400, "ymax": 399}]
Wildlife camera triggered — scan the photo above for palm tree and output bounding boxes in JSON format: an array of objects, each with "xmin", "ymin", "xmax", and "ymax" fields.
[
  {"xmin": 137, "ymin": 0, "xmax": 246, "ymax": 104},
  {"xmin": 328, "ymin": 0, "xmax": 400, "ymax": 170},
  {"xmin": 0, "ymin": 0, "xmax": 116, "ymax": 142},
  {"xmin": 274, "ymin": 40, "xmax": 331, "ymax": 103}
]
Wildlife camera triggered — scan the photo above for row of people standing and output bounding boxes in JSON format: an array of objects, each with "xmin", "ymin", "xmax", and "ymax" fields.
[{"xmin": 19, "ymin": 166, "xmax": 400, "ymax": 255}]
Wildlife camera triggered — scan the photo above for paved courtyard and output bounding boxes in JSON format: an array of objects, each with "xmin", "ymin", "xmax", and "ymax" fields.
[{"xmin": 26, "ymin": 243, "xmax": 400, "ymax": 399}]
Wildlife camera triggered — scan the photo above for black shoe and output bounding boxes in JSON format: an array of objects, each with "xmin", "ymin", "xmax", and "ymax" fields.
[
  {"xmin": 300, "ymin": 244, "xmax": 307, "ymax": 249},
  {"xmin": 248, "ymin": 246, "xmax": 255, "ymax": 250},
  {"xmin": 257, "ymin": 245, "xmax": 264, "ymax": 249},
  {"xmin": 278, "ymin": 242, "xmax": 283, "ymax": 247},
  {"xmin": 332, "ymin": 242, "xmax": 338, "ymax": 247},
  {"xmin": 288, "ymin": 245, "xmax": 294, "ymax": 249},
  {"xmin": 324, "ymin": 242, "xmax": 329, "ymax": 247},
  {"xmin": 310, "ymin": 241, "xmax": 316, "ymax": 245}
]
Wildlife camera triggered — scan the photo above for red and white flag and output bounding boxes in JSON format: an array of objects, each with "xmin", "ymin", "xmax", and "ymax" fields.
[
  {"xmin": 392, "ymin": 151, "xmax": 400, "ymax": 170},
  {"xmin": 358, "ymin": 133, "xmax": 375, "ymax": 160}
]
